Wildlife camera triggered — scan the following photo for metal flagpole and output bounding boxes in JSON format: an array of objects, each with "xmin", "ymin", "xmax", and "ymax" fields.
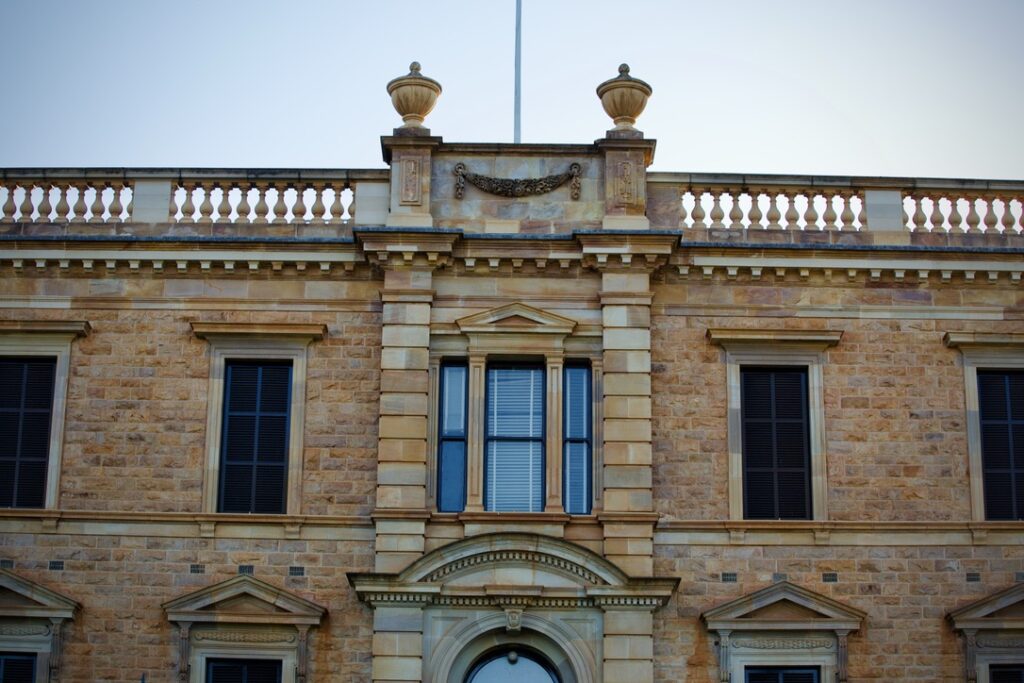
[{"xmin": 514, "ymin": 0, "xmax": 522, "ymax": 143}]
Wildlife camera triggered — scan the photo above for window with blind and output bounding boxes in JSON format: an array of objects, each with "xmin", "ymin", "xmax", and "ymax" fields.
[
  {"xmin": 978, "ymin": 370, "xmax": 1024, "ymax": 520},
  {"xmin": 741, "ymin": 367, "xmax": 812, "ymax": 520},
  {"xmin": 206, "ymin": 658, "xmax": 282, "ymax": 683},
  {"xmin": 219, "ymin": 361, "xmax": 292, "ymax": 514},
  {"xmin": 563, "ymin": 364, "xmax": 592, "ymax": 515},
  {"xmin": 0, "ymin": 358, "xmax": 56, "ymax": 509},
  {"xmin": 486, "ymin": 366, "xmax": 545, "ymax": 512},
  {"xmin": 745, "ymin": 667, "xmax": 819, "ymax": 683},
  {"xmin": 0, "ymin": 653, "xmax": 35, "ymax": 683},
  {"xmin": 992, "ymin": 665, "xmax": 1024, "ymax": 683},
  {"xmin": 437, "ymin": 363, "xmax": 468, "ymax": 512}
]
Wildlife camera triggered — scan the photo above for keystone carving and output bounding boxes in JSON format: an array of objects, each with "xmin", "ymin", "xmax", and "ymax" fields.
[{"xmin": 454, "ymin": 162, "xmax": 581, "ymax": 200}]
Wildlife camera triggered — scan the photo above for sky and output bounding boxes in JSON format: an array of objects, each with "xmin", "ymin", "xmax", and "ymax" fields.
[{"xmin": 1, "ymin": 0, "xmax": 1022, "ymax": 179}]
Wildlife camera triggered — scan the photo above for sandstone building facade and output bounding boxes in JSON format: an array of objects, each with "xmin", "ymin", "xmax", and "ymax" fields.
[{"xmin": 0, "ymin": 63, "xmax": 1022, "ymax": 682}]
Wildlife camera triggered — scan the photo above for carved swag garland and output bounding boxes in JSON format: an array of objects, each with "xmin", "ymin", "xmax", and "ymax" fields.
[{"xmin": 453, "ymin": 162, "xmax": 582, "ymax": 200}]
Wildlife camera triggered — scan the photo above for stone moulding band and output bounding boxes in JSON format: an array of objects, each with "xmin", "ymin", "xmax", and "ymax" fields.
[{"xmin": 453, "ymin": 162, "xmax": 582, "ymax": 200}]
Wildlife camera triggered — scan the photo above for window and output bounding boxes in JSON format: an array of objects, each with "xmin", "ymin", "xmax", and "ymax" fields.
[
  {"xmin": 746, "ymin": 668, "xmax": 819, "ymax": 683},
  {"xmin": 434, "ymin": 361, "xmax": 593, "ymax": 514},
  {"xmin": 0, "ymin": 359, "xmax": 56, "ymax": 509},
  {"xmin": 977, "ymin": 371, "xmax": 1024, "ymax": 520},
  {"xmin": 0, "ymin": 653, "xmax": 36, "ymax": 683},
  {"xmin": 992, "ymin": 666, "xmax": 1024, "ymax": 683},
  {"xmin": 708, "ymin": 329, "xmax": 840, "ymax": 521},
  {"xmin": 943, "ymin": 332, "xmax": 1024, "ymax": 521},
  {"xmin": 207, "ymin": 658, "xmax": 282, "ymax": 683},
  {"xmin": 219, "ymin": 361, "xmax": 292, "ymax": 514},
  {"xmin": 741, "ymin": 367, "xmax": 812, "ymax": 520},
  {"xmin": 0, "ymin": 321, "xmax": 86, "ymax": 510},
  {"xmin": 467, "ymin": 648, "xmax": 559, "ymax": 683},
  {"xmin": 192, "ymin": 322, "xmax": 325, "ymax": 515}
]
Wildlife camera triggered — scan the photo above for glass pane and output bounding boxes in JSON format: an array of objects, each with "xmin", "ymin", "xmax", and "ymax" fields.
[
  {"xmin": 564, "ymin": 441, "xmax": 589, "ymax": 514},
  {"xmin": 486, "ymin": 440, "xmax": 543, "ymax": 512},
  {"xmin": 488, "ymin": 368, "xmax": 543, "ymax": 438},
  {"xmin": 469, "ymin": 650, "xmax": 557, "ymax": 683},
  {"xmin": 441, "ymin": 365, "xmax": 467, "ymax": 436},
  {"xmin": 438, "ymin": 440, "xmax": 466, "ymax": 512},
  {"xmin": 564, "ymin": 366, "xmax": 590, "ymax": 439}
]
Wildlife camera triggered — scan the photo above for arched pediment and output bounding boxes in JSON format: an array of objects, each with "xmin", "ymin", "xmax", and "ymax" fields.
[{"xmin": 349, "ymin": 533, "xmax": 677, "ymax": 610}]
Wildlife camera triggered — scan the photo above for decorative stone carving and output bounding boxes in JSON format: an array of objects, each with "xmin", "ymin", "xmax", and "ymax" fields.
[
  {"xmin": 731, "ymin": 638, "xmax": 834, "ymax": 650},
  {"xmin": 0, "ymin": 623, "xmax": 50, "ymax": 636},
  {"xmin": 453, "ymin": 162, "xmax": 581, "ymax": 200},
  {"xmin": 504, "ymin": 608, "xmax": 523, "ymax": 632},
  {"xmin": 387, "ymin": 62, "xmax": 442, "ymax": 129},
  {"xmin": 400, "ymin": 158, "xmax": 422, "ymax": 204},
  {"xmin": 595, "ymin": 64, "xmax": 652, "ymax": 131},
  {"xmin": 193, "ymin": 630, "xmax": 297, "ymax": 644}
]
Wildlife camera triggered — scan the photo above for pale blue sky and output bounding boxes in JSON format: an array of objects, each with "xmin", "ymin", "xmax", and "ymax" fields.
[{"xmin": 1, "ymin": 0, "xmax": 1022, "ymax": 179}]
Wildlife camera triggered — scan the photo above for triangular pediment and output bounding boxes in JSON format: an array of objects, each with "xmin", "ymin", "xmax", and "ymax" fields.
[
  {"xmin": 163, "ymin": 575, "xmax": 325, "ymax": 627},
  {"xmin": 0, "ymin": 569, "xmax": 79, "ymax": 620},
  {"xmin": 456, "ymin": 303, "xmax": 577, "ymax": 336},
  {"xmin": 702, "ymin": 581, "xmax": 864, "ymax": 633},
  {"xmin": 949, "ymin": 583, "xmax": 1024, "ymax": 632}
]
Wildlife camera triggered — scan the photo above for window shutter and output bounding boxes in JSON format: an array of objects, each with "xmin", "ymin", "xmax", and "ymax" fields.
[
  {"xmin": 0, "ymin": 653, "xmax": 37, "ymax": 683},
  {"xmin": 219, "ymin": 362, "xmax": 291, "ymax": 514},
  {"xmin": 0, "ymin": 358, "xmax": 56, "ymax": 509},
  {"xmin": 437, "ymin": 364, "xmax": 468, "ymax": 512},
  {"xmin": 742, "ymin": 367, "xmax": 811, "ymax": 520},
  {"xmin": 485, "ymin": 367, "xmax": 544, "ymax": 512},
  {"xmin": 563, "ymin": 365, "xmax": 591, "ymax": 514},
  {"xmin": 979, "ymin": 371, "xmax": 1024, "ymax": 520}
]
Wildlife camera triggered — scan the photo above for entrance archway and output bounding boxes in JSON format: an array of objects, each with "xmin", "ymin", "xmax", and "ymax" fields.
[{"xmin": 467, "ymin": 646, "xmax": 560, "ymax": 682}]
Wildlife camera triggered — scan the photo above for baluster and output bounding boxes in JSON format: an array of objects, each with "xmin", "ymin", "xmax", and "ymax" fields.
[
  {"xmin": 0, "ymin": 182, "xmax": 15, "ymax": 222},
  {"xmin": 271, "ymin": 183, "xmax": 287, "ymax": 223},
  {"xmin": 328, "ymin": 184, "xmax": 343, "ymax": 223},
  {"xmin": 982, "ymin": 196, "xmax": 998, "ymax": 233},
  {"xmin": 108, "ymin": 182, "xmax": 124, "ymax": 222},
  {"xmin": 90, "ymin": 183, "xmax": 108, "ymax": 222},
  {"xmin": 1016, "ymin": 198, "xmax": 1024, "ymax": 234},
  {"xmin": 929, "ymin": 195, "xmax": 946, "ymax": 232},
  {"xmin": 677, "ymin": 189, "xmax": 689, "ymax": 229},
  {"xmin": 347, "ymin": 184, "xmax": 357, "ymax": 224},
  {"xmin": 1001, "ymin": 196, "xmax": 1018, "ymax": 234},
  {"xmin": 728, "ymin": 190, "xmax": 744, "ymax": 230},
  {"xmin": 822, "ymin": 192, "xmax": 838, "ymax": 230},
  {"xmin": 783, "ymin": 191, "xmax": 799, "ymax": 230},
  {"xmin": 310, "ymin": 183, "xmax": 326, "ymax": 223},
  {"xmin": 292, "ymin": 183, "xmax": 308, "ymax": 223},
  {"xmin": 948, "ymin": 195, "xmax": 964, "ymax": 233},
  {"xmin": 237, "ymin": 184, "xmax": 253, "ymax": 223},
  {"xmin": 124, "ymin": 183, "xmax": 133, "ymax": 219},
  {"xmin": 748, "ymin": 190, "xmax": 763, "ymax": 228},
  {"xmin": 765, "ymin": 192, "xmax": 782, "ymax": 229},
  {"xmin": 690, "ymin": 189, "xmax": 707, "ymax": 228},
  {"xmin": 179, "ymin": 183, "xmax": 196, "ymax": 223},
  {"xmin": 53, "ymin": 183, "xmax": 71, "ymax": 222},
  {"xmin": 901, "ymin": 193, "xmax": 911, "ymax": 229},
  {"xmin": 72, "ymin": 184, "xmax": 88, "ymax": 221},
  {"xmin": 838, "ymin": 192, "xmax": 855, "ymax": 230},
  {"xmin": 37, "ymin": 183, "xmax": 53, "ymax": 222},
  {"xmin": 855, "ymin": 193, "xmax": 867, "ymax": 230},
  {"xmin": 168, "ymin": 183, "xmax": 180, "ymax": 222},
  {"xmin": 253, "ymin": 183, "xmax": 270, "ymax": 224},
  {"xmin": 802, "ymin": 191, "xmax": 819, "ymax": 230},
  {"xmin": 18, "ymin": 183, "xmax": 35, "ymax": 221},
  {"xmin": 708, "ymin": 190, "xmax": 725, "ymax": 229},
  {"xmin": 908, "ymin": 194, "xmax": 926, "ymax": 232},
  {"xmin": 964, "ymin": 196, "xmax": 981, "ymax": 233},
  {"xmin": 197, "ymin": 183, "xmax": 214, "ymax": 224},
  {"xmin": 215, "ymin": 184, "xmax": 232, "ymax": 223}
]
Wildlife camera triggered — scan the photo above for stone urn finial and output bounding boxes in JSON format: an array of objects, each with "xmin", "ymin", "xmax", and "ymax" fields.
[
  {"xmin": 387, "ymin": 61, "xmax": 442, "ymax": 129},
  {"xmin": 596, "ymin": 63, "xmax": 652, "ymax": 131}
]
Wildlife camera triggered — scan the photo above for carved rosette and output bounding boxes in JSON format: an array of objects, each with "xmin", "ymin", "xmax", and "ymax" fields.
[
  {"xmin": 453, "ymin": 162, "xmax": 581, "ymax": 200},
  {"xmin": 386, "ymin": 62, "xmax": 442, "ymax": 128},
  {"xmin": 596, "ymin": 64, "xmax": 652, "ymax": 131}
]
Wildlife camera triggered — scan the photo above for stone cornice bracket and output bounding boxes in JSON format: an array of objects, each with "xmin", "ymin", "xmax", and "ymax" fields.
[
  {"xmin": 453, "ymin": 162, "xmax": 582, "ymax": 200},
  {"xmin": 577, "ymin": 232, "xmax": 677, "ymax": 272},
  {"xmin": 355, "ymin": 229, "xmax": 459, "ymax": 270}
]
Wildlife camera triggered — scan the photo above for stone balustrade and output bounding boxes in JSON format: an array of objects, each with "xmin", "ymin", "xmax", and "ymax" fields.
[
  {"xmin": 647, "ymin": 173, "xmax": 1024, "ymax": 235},
  {"xmin": 0, "ymin": 169, "xmax": 390, "ymax": 226}
]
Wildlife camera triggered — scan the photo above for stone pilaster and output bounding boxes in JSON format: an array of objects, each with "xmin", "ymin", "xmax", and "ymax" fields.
[
  {"xmin": 381, "ymin": 133, "xmax": 441, "ymax": 228},
  {"xmin": 596, "ymin": 137, "xmax": 656, "ymax": 231},
  {"xmin": 371, "ymin": 605, "xmax": 425, "ymax": 683},
  {"xmin": 602, "ymin": 608, "xmax": 655, "ymax": 682}
]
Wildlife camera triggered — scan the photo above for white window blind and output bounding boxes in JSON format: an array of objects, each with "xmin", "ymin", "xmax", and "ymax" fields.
[{"xmin": 486, "ymin": 367, "xmax": 544, "ymax": 511}]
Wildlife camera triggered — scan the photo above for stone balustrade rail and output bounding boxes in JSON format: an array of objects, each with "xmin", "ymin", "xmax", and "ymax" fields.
[
  {"xmin": 647, "ymin": 172, "xmax": 1024, "ymax": 235},
  {"xmin": 0, "ymin": 168, "xmax": 389, "ymax": 226}
]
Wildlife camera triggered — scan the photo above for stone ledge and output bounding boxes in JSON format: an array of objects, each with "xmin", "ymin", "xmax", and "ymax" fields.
[
  {"xmin": 190, "ymin": 321, "xmax": 328, "ymax": 340},
  {"xmin": 0, "ymin": 320, "xmax": 90, "ymax": 336}
]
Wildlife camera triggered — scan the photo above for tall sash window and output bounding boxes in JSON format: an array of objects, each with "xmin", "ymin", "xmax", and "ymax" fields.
[{"xmin": 485, "ymin": 366, "xmax": 545, "ymax": 512}]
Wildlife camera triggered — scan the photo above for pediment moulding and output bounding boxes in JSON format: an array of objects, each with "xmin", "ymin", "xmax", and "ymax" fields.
[{"xmin": 0, "ymin": 569, "xmax": 79, "ymax": 682}]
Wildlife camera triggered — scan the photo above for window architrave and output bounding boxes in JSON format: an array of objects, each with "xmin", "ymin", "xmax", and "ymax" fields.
[
  {"xmin": 943, "ymin": 332, "xmax": 1024, "ymax": 522},
  {"xmin": 192, "ymin": 323, "xmax": 325, "ymax": 516},
  {"xmin": 708, "ymin": 329, "xmax": 842, "ymax": 521},
  {"xmin": 0, "ymin": 321, "xmax": 89, "ymax": 509}
]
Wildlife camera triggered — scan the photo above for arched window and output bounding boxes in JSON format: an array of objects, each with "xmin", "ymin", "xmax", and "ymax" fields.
[{"xmin": 467, "ymin": 648, "xmax": 560, "ymax": 683}]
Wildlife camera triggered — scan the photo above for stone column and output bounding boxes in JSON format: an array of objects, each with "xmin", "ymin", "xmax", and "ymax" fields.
[
  {"xmin": 599, "ymin": 270, "xmax": 655, "ymax": 576},
  {"xmin": 371, "ymin": 604, "xmax": 425, "ymax": 683},
  {"xmin": 602, "ymin": 607, "xmax": 655, "ymax": 682}
]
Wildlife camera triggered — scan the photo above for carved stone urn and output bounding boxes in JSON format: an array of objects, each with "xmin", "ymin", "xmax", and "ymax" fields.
[
  {"xmin": 596, "ymin": 64, "xmax": 653, "ymax": 131},
  {"xmin": 386, "ymin": 61, "xmax": 442, "ymax": 129}
]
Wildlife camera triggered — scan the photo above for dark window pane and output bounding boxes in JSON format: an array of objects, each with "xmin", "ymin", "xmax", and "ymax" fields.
[
  {"xmin": 564, "ymin": 366, "xmax": 590, "ymax": 440},
  {"xmin": 438, "ymin": 440, "xmax": 466, "ymax": 512},
  {"xmin": 991, "ymin": 665, "xmax": 1024, "ymax": 683},
  {"xmin": 979, "ymin": 371, "xmax": 1024, "ymax": 520},
  {"xmin": 207, "ymin": 658, "xmax": 281, "ymax": 683},
  {"xmin": 563, "ymin": 365, "xmax": 591, "ymax": 515},
  {"xmin": 437, "ymin": 363, "xmax": 468, "ymax": 513},
  {"xmin": 564, "ymin": 441, "xmax": 590, "ymax": 514},
  {"xmin": 0, "ymin": 357, "xmax": 55, "ymax": 509},
  {"xmin": 0, "ymin": 652, "xmax": 37, "ymax": 683},
  {"xmin": 440, "ymin": 365, "xmax": 467, "ymax": 437}
]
